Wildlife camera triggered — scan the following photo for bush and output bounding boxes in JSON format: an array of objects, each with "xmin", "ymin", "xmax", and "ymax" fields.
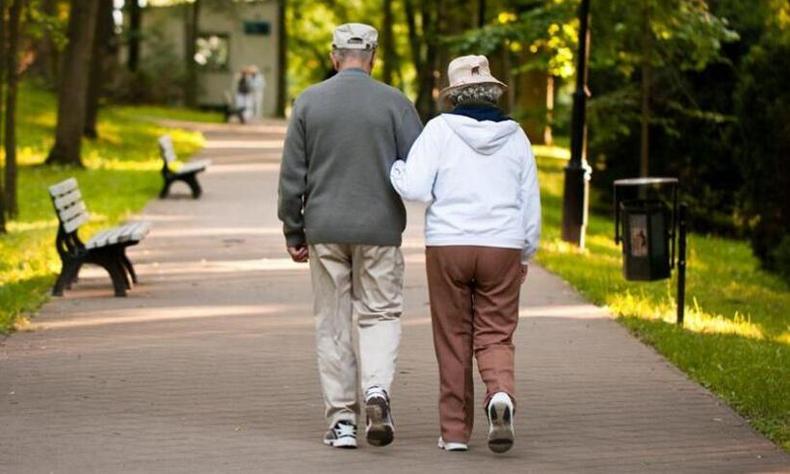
[
  {"xmin": 734, "ymin": 34, "xmax": 790, "ymax": 270},
  {"xmin": 111, "ymin": 29, "xmax": 189, "ymax": 105},
  {"xmin": 770, "ymin": 236, "xmax": 790, "ymax": 283}
]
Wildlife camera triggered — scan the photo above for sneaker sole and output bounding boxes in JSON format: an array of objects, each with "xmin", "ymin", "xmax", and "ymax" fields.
[
  {"xmin": 488, "ymin": 401, "xmax": 514, "ymax": 454},
  {"xmin": 324, "ymin": 437, "xmax": 358, "ymax": 449},
  {"xmin": 438, "ymin": 439, "xmax": 468, "ymax": 452},
  {"xmin": 366, "ymin": 398, "xmax": 394, "ymax": 447}
]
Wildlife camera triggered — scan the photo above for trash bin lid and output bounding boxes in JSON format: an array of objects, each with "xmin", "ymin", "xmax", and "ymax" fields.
[{"xmin": 614, "ymin": 177, "xmax": 678, "ymax": 187}]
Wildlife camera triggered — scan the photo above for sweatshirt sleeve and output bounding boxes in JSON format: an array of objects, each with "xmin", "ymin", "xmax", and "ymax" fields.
[
  {"xmin": 277, "ymin": 99, "xmax": 308, "ymax": 247},
  {"xmin": 390, "ymin": 119, "xmax": 440, "ymax": 203},
  {"xmin": 520, "ymin": 134, "xmax": 542, "ymax": 264}
]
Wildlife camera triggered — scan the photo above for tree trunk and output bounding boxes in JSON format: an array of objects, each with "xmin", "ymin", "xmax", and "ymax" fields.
[
  {"xmin": 45, "ymin": 0, "xmax": 100, "ymax": 166},
  {"xmin": 407, "ymin": 0, "xmax": 438, "ymax": 120},
  {"xmin": 477, "ymin": 0, "xmax": 485, "ymax": 27},
  {"xmin": 640, "ymin": 0, "xmax": 651, "ymax": 177},
  {"xmin": 4, "ymin": 0, "xmax": 23, "ymax": 217},
  {"xmin": 0, "ymin": 0, "xmax": 7, "ymax": 232},
  {"xmin": 503, "ymin": 41, "xmax": 515, "ymax": 114},
  {"xmin": 404, "ymin": 0, "xmax": 420, "ymax": 69},
  {"xmin": 380, "ymin": 0, "xmax": 396, "ymax": 86},
  {"xmin": 275, "ymin": 0, "xmax": 287, "ymax": 117},
  {"xmin": 184, "ymin": 0, "xmax": 200, "ymax": 107},
  {"xmin": 127, "ymin": 0, "xmax": 141, "ymax": 72},
  {"xmin": 544, "ymin": 75, "xmax": 555, "ymax": 146},
  {"xmin": 84, "ymin": 0, "xmax": 114, "ymax": 139}
]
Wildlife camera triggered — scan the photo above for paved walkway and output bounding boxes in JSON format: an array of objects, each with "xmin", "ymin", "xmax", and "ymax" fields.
[{"xmin": 1, "ymin": 122, "xmax": 787, "ymax": 473}]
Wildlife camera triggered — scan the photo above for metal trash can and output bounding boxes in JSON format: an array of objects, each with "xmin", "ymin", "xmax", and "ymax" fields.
[
  {"xmin": 619, "ymin": 199, "xmax": 670, "ymax": 280},
  {"xmin": 614, "ymin": 178, "xmax": 679, "ymax": 282},
  {"xmin": 613, "ymin": 177, "xmax": 689, "ymax": 324}
]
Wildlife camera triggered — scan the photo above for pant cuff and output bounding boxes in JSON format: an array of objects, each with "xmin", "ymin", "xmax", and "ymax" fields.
[{"xmin": 328, "ymin": 411, "xmax": 357, "ymax": 428}]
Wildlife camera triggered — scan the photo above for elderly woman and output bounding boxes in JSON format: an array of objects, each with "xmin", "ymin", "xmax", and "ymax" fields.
[{"xmin": 390, "ymin": 55, "xmax": 540, "ymax": 453}]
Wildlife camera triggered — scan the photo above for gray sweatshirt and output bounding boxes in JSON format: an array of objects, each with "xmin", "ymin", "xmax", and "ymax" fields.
[{"xmin": 278, "ymin": 68, "xmax": 423, "ymax": 247}]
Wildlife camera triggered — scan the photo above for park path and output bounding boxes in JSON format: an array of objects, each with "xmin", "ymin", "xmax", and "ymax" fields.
[{"xmin": 1, "ymin": 121, "xmax": 787, "ymax": 474}]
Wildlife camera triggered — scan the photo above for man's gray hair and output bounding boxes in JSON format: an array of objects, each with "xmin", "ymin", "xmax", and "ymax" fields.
[
  {"xmin": 447, "ymin": 83, "xmax": 504, "ymax": 106},
  {"xmin": 332, "ymin": 48, "xmax": 375, "ymax": 64}
]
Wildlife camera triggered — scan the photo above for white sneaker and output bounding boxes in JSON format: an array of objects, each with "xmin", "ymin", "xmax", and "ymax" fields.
[
  {"xmin": 437, "ymin": 437, "xmax": 468, "ymax": 452},
  {"xmin": 487, "ymin": 392, "xmax": 515, "ymax": 453},
  {"xmin": 323, "ymin": 420, "xmax": 357, "ymax": 449},
  {"xmin": 365, "ymin": 386, "xmax": 394, "ymax": 447}
]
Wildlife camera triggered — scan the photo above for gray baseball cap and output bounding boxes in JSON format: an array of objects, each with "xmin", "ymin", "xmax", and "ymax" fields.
[{"xmin": 332, "ymin": 23, "xmax": 378, "ymax": 50}]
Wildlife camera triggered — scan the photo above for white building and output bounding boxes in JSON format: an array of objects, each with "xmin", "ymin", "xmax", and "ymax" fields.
[{"xmin": 138, "ymin": 0, "xmax": 281, "ymax": 116}]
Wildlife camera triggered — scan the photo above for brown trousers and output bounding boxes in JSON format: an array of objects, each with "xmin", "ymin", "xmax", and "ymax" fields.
[{"xmin": 426, "ymin": 246, "xmax": 522, "ymax": 443}]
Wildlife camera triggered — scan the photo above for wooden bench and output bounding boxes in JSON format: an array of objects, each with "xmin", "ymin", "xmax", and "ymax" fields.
[
  {"xmin": 49, "ymin": 178, "xmax": 151, "ymax": 297},
  {"xmin": 158, "ymin": 135, "xmax": 211, "ymax": 199}
]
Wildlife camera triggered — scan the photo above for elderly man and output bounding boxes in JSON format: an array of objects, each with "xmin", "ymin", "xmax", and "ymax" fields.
[{"xmin": 277, "ymin": 23, "xmax": 422, "ymax": 449}]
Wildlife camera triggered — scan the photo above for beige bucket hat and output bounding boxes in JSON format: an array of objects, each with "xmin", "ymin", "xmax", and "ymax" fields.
[
  {"xmin": 439, "ymin": 55, "xmax": 507, "ymax": 100},
  {"xmin": 332, "ymin": 23, "xmax": 378, "ymax": 51}
]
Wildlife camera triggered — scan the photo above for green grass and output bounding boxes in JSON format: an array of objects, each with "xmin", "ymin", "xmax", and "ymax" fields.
[
  {"xmin": 534, "ymin": 152, "xmax": 790, "ymax": 451},
  {"xmin": 0, "ymin": 85, "xmax": 220, "ymax": 333}
]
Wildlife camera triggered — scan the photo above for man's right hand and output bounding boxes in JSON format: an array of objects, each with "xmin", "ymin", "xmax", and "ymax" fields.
[{"xmin": 287, "ymin": 245, "xmax": 309, "ymax": 263}]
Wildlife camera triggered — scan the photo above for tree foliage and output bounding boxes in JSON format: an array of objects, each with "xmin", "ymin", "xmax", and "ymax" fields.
[
  {"xmin": 734, "ymin": 16, "xmax": 790, "ymax": 275},
  {"xmin": 451, "ymin": 1, "xmax": 578, "ymax": 79},
  {"xmin": 2, "ymin": 0, "xmax": 788, "ymax": 276}
]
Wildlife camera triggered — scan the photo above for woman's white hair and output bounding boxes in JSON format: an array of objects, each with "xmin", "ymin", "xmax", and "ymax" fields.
[{"xmin": 446, "ymin": 83, "xmax": 504, "ymax": 106}]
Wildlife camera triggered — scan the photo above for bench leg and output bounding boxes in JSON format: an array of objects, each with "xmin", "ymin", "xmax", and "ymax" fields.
[
  {"xmin": 94, "ymin": 253, "xmax": 128, "ymax": 297},
  {"xmin": 66, "ymin": 262, "xmax": 83, "ymax": 290},
  {"xmin": 121, "ymin": 252, "xmax": 138, "ymax": 284},
  {"xmin": 52, "ymin": 260, "xmax": 79, "ymax": 296},
  {"xmin": 184, "ymin": 174, "xmax": 203, "ymax": 199},
  {"xmin": 159, "ymin": 177, "xmax": 173, "ymax": 199},
  {"xmin": 113, "ymin": 251, "xmax": 132, "ymax": 291},
  {"xmin": 109, "ymin": 259, "xmax": 129, "ymax": 296}
]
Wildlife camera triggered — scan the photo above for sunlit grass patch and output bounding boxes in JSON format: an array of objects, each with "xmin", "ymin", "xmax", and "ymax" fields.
[{"xmin": 532, "ymin": 144, "xmax": 571, "ymax": 161}]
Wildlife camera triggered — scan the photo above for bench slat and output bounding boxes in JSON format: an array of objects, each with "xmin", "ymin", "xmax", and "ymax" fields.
[
  {"xmin": 48, "ymin": 177, "xmax": 78, "ymax": 198},
  {"xmin": 88, "ymin": 228, "xmax": 111, "ymax": 246},
  {"xmin": 53, "ymin": 189, "xmax": 83, "ymax": 210},
  {"xmin": 86, "ymin": 221, "xmax": 151, "ymax": 249},
  {"xmin": 63, "ymin": 213, "xmax": 90, "ymax": 234},
  {"xmin": 158, "ymin": 135, "xmax": 177, "ymax": 163},
  {"xmin": 132, "ymin": 222, "xmax": 151, "ymax": 240},
  {"xmin": 58, "ymin": 201, "xmax": 87, "ymax": 222},
  {"xmin": 178, "ymin": 159, "xmax": 211, "ymax": 175}
]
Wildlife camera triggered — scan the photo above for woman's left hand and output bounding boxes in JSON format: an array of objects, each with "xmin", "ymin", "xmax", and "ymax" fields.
[{"xmin": 520, "ymin": 265, "xmax": 528, "ymax": 284}]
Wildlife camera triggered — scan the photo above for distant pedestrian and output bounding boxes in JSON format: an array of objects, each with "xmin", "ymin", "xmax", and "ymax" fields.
[
  {"xmin": 249, "ymin": 65, "xmax": 266, "ymax": 119},
  {"xmin": 235, "ymin": 69, "xmax": 253, "ymax": 121},
  {"xmin": 390, "ymin": 54, "xmax": 541, "ymax": 454},
  {"xmin": 277, "ymin": 23, "xmax": 422, "ymax": 449}
]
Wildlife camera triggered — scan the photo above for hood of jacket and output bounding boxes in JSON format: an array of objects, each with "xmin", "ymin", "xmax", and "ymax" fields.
[{"xmin": 441, "ymin": 113, "xmax": 520, "ymax": 155}]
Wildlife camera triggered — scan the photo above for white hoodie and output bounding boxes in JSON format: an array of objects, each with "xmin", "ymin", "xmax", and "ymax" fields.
[{"xmin": 390, "ymin": 113, "xmax": 541, "ymax": 263}]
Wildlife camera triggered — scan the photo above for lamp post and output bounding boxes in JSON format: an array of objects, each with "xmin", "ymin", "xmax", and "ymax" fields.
[{"xmin": 561, "ymin": 0, "xmax": 592, "ymax": 247}]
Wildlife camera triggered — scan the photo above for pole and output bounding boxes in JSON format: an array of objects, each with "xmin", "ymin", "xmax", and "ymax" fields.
[
  {"xmin": 561, "ymin": 0, "xmax": 592, "ymax": 247},
  {"xmin": 676, "ymin": 202, "xmax": 688, "ymax": 325}
]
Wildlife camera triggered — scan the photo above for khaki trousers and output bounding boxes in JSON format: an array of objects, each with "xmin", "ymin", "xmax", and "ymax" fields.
[
  {"xmin": 425, "ymin": 246, "xmax": 522, "ymax": 443},
  {"xmin": 309, "ymin": 244, "xmax": 404, "ymax": 427}
]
